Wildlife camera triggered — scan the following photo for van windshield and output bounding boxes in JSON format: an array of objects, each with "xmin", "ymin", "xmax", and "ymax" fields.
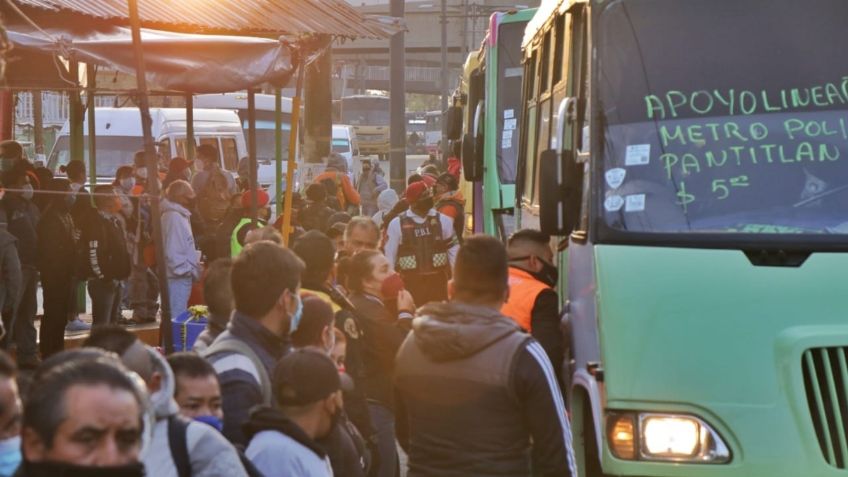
[
  {"xmin": 598, "ymin": 0, "xmax": 848, "ymax": 236},
  {"xmin": 49, "ymin": 136, "xmax": 143, "ymax": 178}
]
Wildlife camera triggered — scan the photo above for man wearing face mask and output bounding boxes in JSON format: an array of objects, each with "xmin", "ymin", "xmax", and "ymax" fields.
[
  {"xmin": 79, "ymin": 185, "xmax": 131, "ymax": 327},
  {"xmin": 84, "ymin": 327, "xmax": 248, "ymax": 477},
  {"xmin": 36, "ymin": 179, "xmax": 79, "ymax": 358},
  {"xmin": 204, "ymin": 241, "xmax": 304, "ymax": 446},
  {"xmin": 384, "ymin": 180, "xmax": 459, "ymax": 307},
  {"xmin": 161, "ymin": 180, "xmax": 202, "ymax": 321},
  {"xmin": 501, "ymin": 229, "xmax": 565, "ymax": 384},
  {"xmin": 1, "ymin": 166, "xmax": 40, "ymax": 369},
  {"xmin": 0, "ymin": 351, "xmax": 21, "ymax": 477},
  {"xmin": 245, "ymin": 348, "xmax": 344, "ymax": 477},
  {"xmin": 17, "ymin": 357, "xmax": 147, "ymax": 477}
]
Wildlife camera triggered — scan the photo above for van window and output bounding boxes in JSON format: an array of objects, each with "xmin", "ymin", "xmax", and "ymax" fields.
[
  {"xmin": 175, "ymin": 139, "xmax": 190, "ymax": 159},
  {"xmin": 159, "ymin": 139, "xmax": 171, "ymax": 161},
  {"xmin": 48, "ymin": 136, "xmax": 143, "ymax": 179},
  {"xmin": 221, "ymin": 137, "xmax": 239, "ymax": 171}
]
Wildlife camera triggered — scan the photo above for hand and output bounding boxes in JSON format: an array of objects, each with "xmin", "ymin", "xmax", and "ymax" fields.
[{"xmin": 397, "ymin": 290, "xmax": 415, "ymax": 314}]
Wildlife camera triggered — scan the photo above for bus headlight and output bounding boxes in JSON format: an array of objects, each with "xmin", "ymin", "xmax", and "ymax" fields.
[{"xmin": 607, "ymin": 412, "xmax": 731, "ymax": 464}]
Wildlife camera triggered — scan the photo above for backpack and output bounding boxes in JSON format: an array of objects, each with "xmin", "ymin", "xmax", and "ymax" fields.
[
  {"xmin": 320, "ymin": 174, "xmax": 344, "ymax": 211},
  {"xmin": 198, "ymin": 169, "xmax": 232, "ymax": 223}
]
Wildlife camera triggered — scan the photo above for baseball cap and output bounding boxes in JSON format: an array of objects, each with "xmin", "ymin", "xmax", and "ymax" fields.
[
  {"xmin": 273, "ymin": 348, "xmax": 342, "ymax": 406},
  {"xmin": 405, "ymin": 181, "xmax": 433, "ymax": 204},
  {"xmin": 241, "ymin": 189, "xmax": 270, "ymax": 209}
]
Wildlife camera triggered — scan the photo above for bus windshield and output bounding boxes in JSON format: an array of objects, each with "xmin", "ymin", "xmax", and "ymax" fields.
[
  {"xmin": 341, "ymin": 98, "xmax": 390, "ymax": 126},
  {"xmin": 496, "ymin": 21, "xmax": 525, "ymax": 185},
  {"xmin": 598, "ymin": 0, "xmax": 848, "ymax": 236}
]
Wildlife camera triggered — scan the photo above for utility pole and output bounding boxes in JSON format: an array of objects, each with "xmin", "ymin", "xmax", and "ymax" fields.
[
  {"xmin": 440, "ymin": 0, "xmax": 449, "ymax": 161},
  {"xmin": 389, "ymin": 0, "xmax": 406, "ymax": 192}
]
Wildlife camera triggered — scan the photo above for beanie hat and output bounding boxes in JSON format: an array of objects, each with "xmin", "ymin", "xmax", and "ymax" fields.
[{"xmin": 241, "ymin": 189, "xmax": 270, "ymax": 209}]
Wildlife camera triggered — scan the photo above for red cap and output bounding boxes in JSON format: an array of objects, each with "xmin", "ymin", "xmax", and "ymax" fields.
[
  {"xmin": 404, "ymin": 181, "xmax": 432, "ymax": 204},
  {"xmin": 241, "ymin": 189, "xmax": 270, "ymax": 208}
]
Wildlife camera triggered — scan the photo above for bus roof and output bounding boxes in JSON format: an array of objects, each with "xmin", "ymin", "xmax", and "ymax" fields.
[
  {"xmin": 193, "ymin": 93, "xmax": 294, "ymax": 113},
  {"xmin": 483, "ymin": 8, "xmax": 538, "ymax": 47},
  {"xmin": 523, "ymin": 0, "xmax": 585, "ymax": 50},
  {"xmin": 56, "ymin": 108, "xmax": 242, "ymax": 137}
]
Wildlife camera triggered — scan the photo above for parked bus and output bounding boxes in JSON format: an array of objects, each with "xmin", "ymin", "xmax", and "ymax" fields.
[
  {"xmin": 48, "ymin": 108, "xmax": 246, "ymax": 184},
  {"xmin": 340, "ymin": 95, "xmax": 390, "ymax": 161},
  {"xmin": 424, "ymin": 110, "xmax": 442, "ymax": 155},
  {"xmin": 517, "ymin": 1, "xmax": 848, "ymax": 476},
  {"xmin": 456, "ymin": 8, "xmax": 536, "ymax": 239}
]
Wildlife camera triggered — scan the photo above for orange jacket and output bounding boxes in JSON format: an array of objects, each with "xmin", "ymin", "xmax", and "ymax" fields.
[
  {"xmin": 501, "ymin": 267, "xmax": 551, "ymax": 332},
  {"xmin": 314, "ymin": 171, "xmax": 361, "ymax": 208}
]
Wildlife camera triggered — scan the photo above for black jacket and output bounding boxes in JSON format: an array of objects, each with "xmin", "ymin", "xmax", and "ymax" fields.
[
  {"xmin": 78, "ymin": 211, "xmax": 130, "ymax": 280},
  {"xmin": 395, "ymin": 302, "xmax": 576, "ymax": 477},
  {"xmin": 13, "ymin": 460, "xmax": 146, "ymax": 477},
  {"xmin": 4, "ymin": 195, "xmax": 39, "ymax": 267},
  {"xmin": 37, "ymin": 203, "xmax": 78, "ymax": 279},
  {"xmin": 349, "ymin": 292, "xmax": 409, "ymax": 411}
]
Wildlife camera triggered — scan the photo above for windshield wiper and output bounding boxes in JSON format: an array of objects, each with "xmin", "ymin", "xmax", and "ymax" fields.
[{"xmin": 792, "ymin": 183, "xmax": 848, "ymax": 208}]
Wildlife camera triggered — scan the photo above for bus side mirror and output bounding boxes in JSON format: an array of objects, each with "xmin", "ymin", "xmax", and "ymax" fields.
[
  {"xmin": 462, "ymin": 133, "xmax": 482, "ymax": 181},
  {"xmin": 539, "ymin": 148, "xmax": 583, "ymax": 236},
  {"xmin": 445, "ymin": 106, "xmax": 463, "ymax": 141}
]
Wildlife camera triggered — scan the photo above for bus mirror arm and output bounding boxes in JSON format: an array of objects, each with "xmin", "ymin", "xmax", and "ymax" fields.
[{"xmin": 539, "ymin": 148, "xmax": 584, "ymax": 236}]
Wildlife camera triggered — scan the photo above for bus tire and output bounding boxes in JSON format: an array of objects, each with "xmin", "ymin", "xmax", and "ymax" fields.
[{"xmin": 575, "ymin": 389, "xmax": 613, "ymax": 477}]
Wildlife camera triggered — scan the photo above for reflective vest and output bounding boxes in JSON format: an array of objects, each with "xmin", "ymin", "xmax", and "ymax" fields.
[
  {"xmin": 501, "ymin": 267, "xmax": 551, "ymax": 332},
  {"xmin": 230, "ymin": 218, "xmax": 265, "ymax": 257},
  {"xmin": 395, "ymin": 214, "xmax": 450, "ymax": 273}
]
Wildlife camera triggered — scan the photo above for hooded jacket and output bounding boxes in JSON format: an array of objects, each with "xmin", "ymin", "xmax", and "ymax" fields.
[
  {"xmin": 161, "ymin": 199, "xmax": 200, "ymax": 280},
  {"xmin": 244, "ymin": 407, "xmax": 334, "ymax": 477},
  {"xmin": 142, "ymin": 347, "xmax": 248, "ymax": 477},
  {"xmin": 372, "ymin": 189, "xmax": 399, "ymax": 228},
  {"xmin": 394, "ymin": 302, "xmax": 576, "ymax": 477}
]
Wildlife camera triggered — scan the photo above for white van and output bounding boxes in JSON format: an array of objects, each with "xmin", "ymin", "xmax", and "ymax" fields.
[
  {"xmin": 332, "ymin": 124, "xmax": 358, "ymax": 174},
  {"xmin": 47, "ymin": 108, "xmax": 247, "ymax": 183}
]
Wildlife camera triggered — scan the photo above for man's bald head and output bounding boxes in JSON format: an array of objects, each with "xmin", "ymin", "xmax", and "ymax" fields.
[{"xmin": 507, "ymin": 229, "xmax": 553, "ymax": 263}]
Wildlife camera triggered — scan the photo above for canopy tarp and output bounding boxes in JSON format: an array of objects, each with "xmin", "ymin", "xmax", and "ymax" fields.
[{"xmin": 6, "ymin": 23, "xmax": 302, "ymax": 93}]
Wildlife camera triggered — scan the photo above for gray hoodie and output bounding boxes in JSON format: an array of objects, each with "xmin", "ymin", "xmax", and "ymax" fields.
[
  {"xmin": 161, "ymin": 199, "xmax": 200, "ymax": 280},
  {"xmin": 142, "ymin": 348, "xmax": 248, "ymax": 477},
  {"xmin": 371, "ymin": 189, "xmax": 399, "ymax": 228}
]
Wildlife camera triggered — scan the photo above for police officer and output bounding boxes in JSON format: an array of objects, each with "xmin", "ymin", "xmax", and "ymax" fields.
[
  {"xmin": 384, "ymin": 180, "xmax": 459, "ymax": 306},
  {"xmin": 501, "ymin": 229, "xmax": 564, "ymax": 381}
]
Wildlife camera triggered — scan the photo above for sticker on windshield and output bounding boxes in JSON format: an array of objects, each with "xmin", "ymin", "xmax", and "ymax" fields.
[
  {"xmin": 625, "ymin": 194, "xmax": 646, "ymax": 212},
  {"xmin": 604, "ymin": 195, "xmax": 624, "ymax": 212},
  {"xmin": 504, "ymin": 118, "xmax": 517, "ymax": 131},
  {"xmin": 504, "ymin": 109, "xmax": 514, "ymax": 119},
  {"xmin": 625, "ymin": 144, "xmax": 651, "ymax": 166},
  {"xmin": 605, "ymin": 168, "xmax": 626, "ymax": 189}
]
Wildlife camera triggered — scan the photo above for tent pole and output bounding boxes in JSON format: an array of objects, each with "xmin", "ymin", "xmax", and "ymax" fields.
[
  {"xmin": 128, "ymin": 0, "xmax": 173, "ymax": 352},
  {"xmin": 86, "ymin": 63, "xmax": 96, "ymax": 197},
  {"xmin": 248, "ymin": 89, "xmax": 258, "ymax": 225},
  {"xmin": 68, "ymin": 59, "xmax": 84, "ymax": 166},
  {"xmin": 185, "ymin": 94, "xmax": 195, "ymax": 162},
  {"xmin": 275, "ymin": 88, "xmax": 282, "ymax": 216},
  {"xmin": 282, "ymin": 62, "xmax": 305, "ymax": 246}
]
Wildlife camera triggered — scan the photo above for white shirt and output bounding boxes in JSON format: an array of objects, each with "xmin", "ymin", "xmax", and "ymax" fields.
[{"xmin": 384, "ymin": 209, "xmax": 459, "ymax": 271}]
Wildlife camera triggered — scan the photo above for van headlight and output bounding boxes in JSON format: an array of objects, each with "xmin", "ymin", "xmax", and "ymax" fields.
[{"xmin": 607, "ymin": 413, "xmax": 730, "ymax": 463}]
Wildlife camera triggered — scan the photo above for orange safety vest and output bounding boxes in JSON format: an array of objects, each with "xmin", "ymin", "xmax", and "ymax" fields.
[{"xmin": 501, "ymin": 267, "xmax": 551, "ymax": 332}]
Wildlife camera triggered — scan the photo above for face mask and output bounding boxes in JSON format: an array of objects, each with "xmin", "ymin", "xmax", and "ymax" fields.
[
  {"xmin": 120, "ymin": 177, "xmax": 136, "ymax": 191},
  {"xmin": 414, "ymin": 197, "xmax": 434, "ymax": 214},
  {"xmin": 0, "ymin": 435, "xmax": 21, "ymax": 476},
  {"xmin": 534, "ymin": 257, "xmax": 559, "ymax": 288},
  {"xmin": 194, "ymin": 415, "xmax": 223, "ymax": 433},
  {"xmin": 20, "ymin": 461, "xmax": 145, "ymax": 477},
  {"xmin": 69, "ymin": 182, "xmax": 82, "ymax": 193},
  {"xmin": 20, "ymin": 184, "xmax": 33, "ymax": 201},
  {"xmin": 136, "ymin": 168, "xmax": 148, "ymax": 179},
  {"xmin": 65, "ymin": 194, "xmax": 76, "ymax": 208},
  {"xmin": 288, "ymin": 294, "xmax": 304, "ymax": 336}
]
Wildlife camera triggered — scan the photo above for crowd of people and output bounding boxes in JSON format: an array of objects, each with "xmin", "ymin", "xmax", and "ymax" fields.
[{"xmin": 0, "ymin": 138, "xmax": 576, "ymax": 476}]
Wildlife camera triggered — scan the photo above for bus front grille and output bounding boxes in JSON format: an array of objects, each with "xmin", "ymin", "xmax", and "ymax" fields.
[{"xmin": 802, "ymin": 347, "xmax": 848, "ymax": 468}]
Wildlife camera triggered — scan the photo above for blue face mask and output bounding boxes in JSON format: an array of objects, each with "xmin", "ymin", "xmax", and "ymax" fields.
[
  {"xmin": 193, "ymin": 415, "xmax": 223, "ymax": 433},
  {"xmin": 0, "ymin": 435, "xmax": 22, "ymax": 477},
  {"xmin": 288, "ymin": 294, "xmax": 303, "ymax": 336}
]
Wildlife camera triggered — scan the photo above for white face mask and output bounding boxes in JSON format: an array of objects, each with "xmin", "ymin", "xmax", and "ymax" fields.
[
  {"xmin": 137, "ymin": 168, "xmax": 149, "ymax": 179},
  {"xmin": 69, "ymin": 182, "xmax": 82, "ymax": 193},
  {"xmin": 120, "ymin": 177, "xmax": 136, "ymax": 191}
]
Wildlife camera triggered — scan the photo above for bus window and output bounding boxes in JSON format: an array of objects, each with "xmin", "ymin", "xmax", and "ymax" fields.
[
  {"xmin": 496, "ymin": 21, "xmax": 526, "ymax": 185},
  {"xmin": 553, "ymin": 15, "xmax": 566, "ymax": 86},
  {"xmin": 533, "ymin": 99, "xmax": 552, "ymax": 206},
  {"xmin": 523, "ymin": 107, "xmax": 539, "ymax": 204},
  {"xmin": 540, "ymin": 32, "xmax": 551, "ymax": 93},
  {"xmin": 221, "ymin": 137, "xmax": 239, "ymax": 171},
  {"xmin": 175, "ymin": 138, "xmax": 190, "ymax": 159}
]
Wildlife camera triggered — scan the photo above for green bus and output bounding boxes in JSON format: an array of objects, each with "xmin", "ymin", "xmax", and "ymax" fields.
[
  {"xmin": 517, "ymin": 1, "xmax": 848, "ymax": 476},
  {"xmin": 455, "ymin": 8, "xmax": 536, "ymax": 239}
]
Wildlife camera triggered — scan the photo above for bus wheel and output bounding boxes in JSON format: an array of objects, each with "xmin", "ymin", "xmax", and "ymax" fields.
[{"xmin": 583, "ymin": 403, "xmax": 613, "ymax": 477}]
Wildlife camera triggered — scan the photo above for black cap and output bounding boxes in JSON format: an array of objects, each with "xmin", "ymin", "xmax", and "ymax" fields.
[{"xmin": 273, "ymin": 348, "xmax": 341, "ymax": 406}]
